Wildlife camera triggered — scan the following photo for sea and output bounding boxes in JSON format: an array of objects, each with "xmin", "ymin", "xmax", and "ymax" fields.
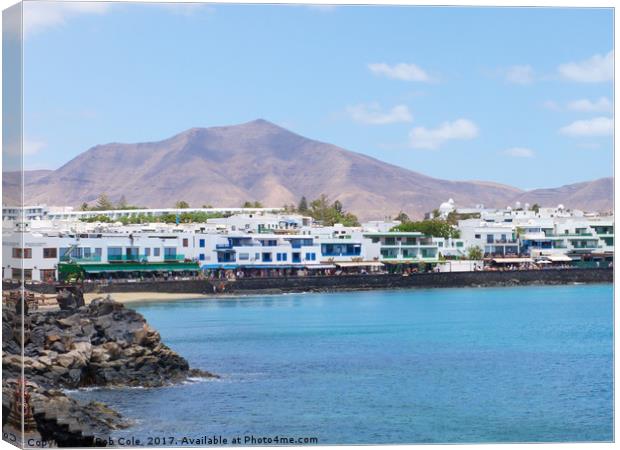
[{"xmin": 70, "ymin": 284, "xmax": 613, "ymax": 445}]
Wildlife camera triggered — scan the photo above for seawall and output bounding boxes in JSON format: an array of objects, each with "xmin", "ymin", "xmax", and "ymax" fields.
[{"xmin": 9, "ymin": 268, "xmax": 613, "ymax": 296}]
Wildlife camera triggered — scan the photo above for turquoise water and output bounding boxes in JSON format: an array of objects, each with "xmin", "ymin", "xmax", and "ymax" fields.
[{"xmin": 73, "ymin": 285, "xmax": 613, "ymax": 444}]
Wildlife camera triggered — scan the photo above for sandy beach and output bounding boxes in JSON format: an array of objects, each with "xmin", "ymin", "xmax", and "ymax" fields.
[{"xmin": 84, "ymin": 292, "xmax": 210, "ymax": 304}]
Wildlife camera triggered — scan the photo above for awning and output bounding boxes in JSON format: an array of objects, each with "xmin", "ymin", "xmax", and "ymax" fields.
[
  {"xmin": 535, "ymin": 260, "xmax": 551, "ymax": 264},
  {"xmin": 80, "ymin": 262, "xmax": 200, "ymax": 273},
  {"xmin": 545, "ymin": 255, "xmax": 573, "ymax": 262},
  {"xmin": 335, "ymin": 262, "xmax": 384, "ymax": 268},
  {"xmin": 492, "ymin": 258, "xmax": 533, "ymax": 264},
  {"xmin": 201, "ymin": 264, "xmax": 238, "ymax": 270},
  {"xmin": 305, "ymin": 264, "xmax": 337, "ymax": 270},
  {"xmin": 239, "ymin": 265, "xmax": 295, "ymax": 269},
  {"xmin": 382, "ymin": 260, "xmax": 431, "ymax": 265}
]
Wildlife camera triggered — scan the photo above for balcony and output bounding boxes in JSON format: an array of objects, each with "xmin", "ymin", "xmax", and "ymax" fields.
[
  {"xmin": 571, "ymin": 244, "xmax": 600, "ymax": 250},
  {"xmin": 163, "ymin": 254, "xmax": 185, "ymax": 261},
  {"xmin": 108, "ymin": 254, "xmax": 149, "ymax": 262},
  {"xmin": 60, "ymin": 255, "xmax": 102, "ymax": 263}
]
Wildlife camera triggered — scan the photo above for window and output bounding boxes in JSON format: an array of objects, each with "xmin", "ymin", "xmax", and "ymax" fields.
[
  {"xmin": 144, "ymin": 248, "xmax": 151, "ymax": 257},
  {"xmin": 486, "ymin": 235, "xmax": 494, "ymax": 244},
  {"xmin": 475, "ymin": 234, "xmax": 481, "ymax": 239},
  {"xmin": 438, "ymin": 242, "xmax": 443, "ymax": 247},
  {"xmin": 12, "ymin": 248, "xmax": 32, "ymax": 258},
  {"xmin": 276, "ymin": 253, "xmax": 288, "ymax": 261},
  {"xmin": 305, "ymin": 252, "xmax": 316, "ymax": 261},
  {"xmin": 238, "ymin": 253, "xmax": 250, "ymax": 261},
  {"xmin": 43, "ymin": 248, "xmax": 57, "ymax": 258},
  {"xmin": 183, "ymin": 238, "xmax": 189, "ymax": 248},
  {"xmin": 154, "ymin": 248, "xmax": 161, "ymax": 257},
  {"xmin": 108, "ymin": 247, "xmax": 122, "ymax": 256},
  {"xmin": 11, "ymin": 268, "xmax": 32, "ymax": 280},
  {"xmin": 40, "ymin": 269, "xmax": 56, "ymax": 282},
  {"xmin": 199, "ymin": 254, "xmax": 205, "ymax": 261},
  {"xmin": 199, "ymin": 239, "xmax": 205, "ymax": 248}
]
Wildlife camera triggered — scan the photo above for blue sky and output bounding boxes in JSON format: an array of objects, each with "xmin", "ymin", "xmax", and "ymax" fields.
[{"xmin": 21, "ymin": 2, "xmax": 613, "ymax": 189}]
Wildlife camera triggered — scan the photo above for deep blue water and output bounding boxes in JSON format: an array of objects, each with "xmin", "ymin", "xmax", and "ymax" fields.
[{"xmin": 72, "ymin": 285, "xmax": 613, "ymax": 444}]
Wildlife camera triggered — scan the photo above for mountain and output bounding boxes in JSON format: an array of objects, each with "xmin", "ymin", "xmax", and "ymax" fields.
[
  {"xmin": 6, "ymin": 119, "xmax": 613, "ymax": 219},
  {"xmin": 512, "ymin": 177, "xmax": 613, "ymax": 214}
]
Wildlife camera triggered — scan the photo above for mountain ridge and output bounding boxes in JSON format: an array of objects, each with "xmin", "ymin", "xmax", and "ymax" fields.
[{"xmin": 4, "ymin": 119, "xmax": 613, "ymax": 219}]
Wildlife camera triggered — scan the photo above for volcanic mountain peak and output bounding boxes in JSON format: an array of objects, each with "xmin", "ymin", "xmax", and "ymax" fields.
[{"xmin": 6, "ymin": 120, "xmax": 613, "ymax": 219}]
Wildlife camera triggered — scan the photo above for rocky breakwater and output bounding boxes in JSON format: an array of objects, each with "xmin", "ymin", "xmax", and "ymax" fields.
[{"xmin": 2, "ymin": 296, "xmax": 216, "ymax": 446}]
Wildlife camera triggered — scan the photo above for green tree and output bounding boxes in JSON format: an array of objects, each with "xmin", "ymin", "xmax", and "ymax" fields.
[
  {"xmin": 242, "ymin": 201, "xmax": 263, "ymax": 208},
  {"xmin": 466, "ymin": 246, "xmax": 484, "ymax": 260},
  {"xmin": 531, "ymin": 203, "xmax": 540, "ymax": 214},
  {"xmin": 297, "ymin": 196, "xmax": 308, "ymax": 213},
  {"xmin": 391, "ymin": 219, "xmax": 459, "ymax": 238},
  {"xmin": 515, "ymin": 226, "xmax": 525, "ymax": 238},
  {"xmin": 95, "ymin": 193, "xmax": 113, "ymax": 211},
  {"xmin": 79, "ymin": 202, "xmax": 90, "ymax": 211},
  {"xmin": 175, "ymin": 200, "xmax": 190, "ymax": 209},
  {"xmin": 395, "ymin": 211, "xmax": 410, "ymax": 223},
  {"xmin": 333, "ymin": 200, "xmax": 343, "ymax": 214},
  {"xmin": 307, "ymin": 194, "xmax": 359, "ymax": 226},
  {"xmin": 310, "ymin": 194, "xmax": 331, "ymax": 224}
]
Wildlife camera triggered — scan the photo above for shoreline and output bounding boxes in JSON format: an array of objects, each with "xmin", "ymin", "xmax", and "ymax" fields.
[
  {"xmin": 83, "ymin": 280, "xmax": 614, "ymax": 305},
  {"xmin": 84, "ymin": 292, "xmax": 210, "ymax": 304},
  {"xmin": 9, "ymin": 268, "xmax": 613, "ymax": 305}
]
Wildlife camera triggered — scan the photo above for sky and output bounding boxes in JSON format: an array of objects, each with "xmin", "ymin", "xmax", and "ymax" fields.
[{"xmin": 17, "ymin": 1, "xmax": 614, "ymax": 189}]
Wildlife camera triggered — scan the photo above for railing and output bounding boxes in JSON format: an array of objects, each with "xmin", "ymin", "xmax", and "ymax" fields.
[
  {"xmin": 60, "ymin": 255, "xmax": 102, "ymax": 263},
  {"xmin": 380, "ymin": 254, "xmax": 399, "ymax": 259},
  {"xmin": 163, "ymin": 254, "xmax": 185, "ymax": 261},
  {"xmin": 545, "ymin": 233, "xmax": 593, "ymax": 238},
  {"xmin": 108, "ymin": 254, "xmax": 149, "ymax": 262}
]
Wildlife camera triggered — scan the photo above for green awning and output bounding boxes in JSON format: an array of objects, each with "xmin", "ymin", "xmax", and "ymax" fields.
[{"xmin": 77, "ymin": 262, "xmax": 200, "ymax": 274}]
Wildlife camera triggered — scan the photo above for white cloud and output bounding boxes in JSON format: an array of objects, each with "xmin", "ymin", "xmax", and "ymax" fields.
[
  {"xmin": 24, "ymin": 138, "xmax": 47, "ymax": 156},
  {"xmin": 567, "ymin": 97, "xmax": 612, "ymax": 113},
  {"xmin": 559, "ymin": 117, "xmax": 613, "ymax": 137},
  {"xmin": 5, "ymin": 136, "xmax": 46, "ymax": 157},
  {"xmin": 346, "ymin": 103, "xmax": 413, "ymax": 125},
  {"xmin": 558, "ymin": 51, "xmax": 613, "ymax": 83},
  {"xmin": 368, "ymin": 63, "xmax": 433, "ymax": 82},
  {"xmin": 408, "ymin": 119, "xmax": 479, "ymax": 150},
  {"xmin": 503, "ymin": 147, "xmax": 535, "ymax": 158},
  {"xmin": 23, "ymin": 1, "xmax": 110, "ymax": 37},
  {"xmin": 505, "ymin": 65, "xmax": 535, "ymax": 84}
]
